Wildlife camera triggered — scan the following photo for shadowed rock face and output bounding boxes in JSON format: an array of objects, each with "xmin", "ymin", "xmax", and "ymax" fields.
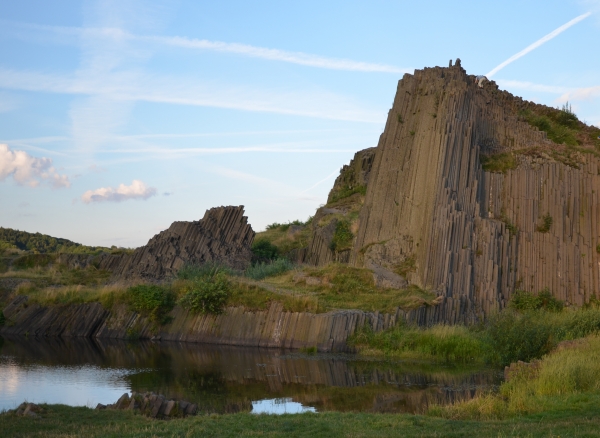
[
  {"xmin": 113, "ymin": 206, "xmax": 255, "ymax": 279},
  {"xmin": 57, "ymin": 206, "xmax": 255, "ymax": 280}
]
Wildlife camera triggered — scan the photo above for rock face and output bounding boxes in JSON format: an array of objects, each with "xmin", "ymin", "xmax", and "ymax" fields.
[
  {"xmin": 299, "ymin": 61, "xmax": 600, "ymax": 324},
  {"xmin": 57, "ymin": 206, "xmax": 255, "ymax": 280},
  {"xmin": 0, "ymin": 297, "xmax": 403, "ymax": 352},
  {"xmin": 346, "ymin": 60, "xmax": 600, "ymax": 324},
  {"xmin": 111, "ymin": 206, "xmax": 254, "ymax": 280},
  {"xmin": 300, "ymin": 148, "xmax": 377, "ymax": 266}
]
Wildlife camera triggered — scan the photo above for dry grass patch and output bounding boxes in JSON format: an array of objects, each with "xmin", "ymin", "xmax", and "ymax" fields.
[{"xmin": 258, "ymin": 264, "xmax": 436, "ymax": 313}]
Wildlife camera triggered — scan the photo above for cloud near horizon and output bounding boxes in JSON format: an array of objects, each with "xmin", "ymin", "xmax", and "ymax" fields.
[
  {"xmin": 81, "ymin": 179, "xmax": 157, "ymax": 203},
  {"xmin": 0, "ymin": 144, "xmax": 70, "ymax": 188}
]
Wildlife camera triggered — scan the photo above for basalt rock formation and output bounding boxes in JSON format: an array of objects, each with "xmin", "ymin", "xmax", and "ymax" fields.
[
  {"xmin": 303, "ymin": 59, "xmax": 600, "ymax": 324},
  {"xmin": 1, "ymin": 297, "xmax": 400, "ymax": 353},
  {"xmin": 58, "ymin": 206, "xmax": 255, "ymax": 280}
]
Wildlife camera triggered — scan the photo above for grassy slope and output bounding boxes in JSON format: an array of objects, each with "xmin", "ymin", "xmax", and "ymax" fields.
[{"xmin": 2, "ymin": 403, "xmax": 600, "ymax": 437}]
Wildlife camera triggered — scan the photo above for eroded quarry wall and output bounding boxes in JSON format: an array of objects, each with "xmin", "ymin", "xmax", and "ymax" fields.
[{"xmin": 344, "ymin": 60, "xmax": 600, "ymax": 324}]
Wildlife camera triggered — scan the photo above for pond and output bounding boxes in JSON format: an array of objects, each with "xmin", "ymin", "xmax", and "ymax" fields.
[{"xmin": 0, "ymin": 336, "xmax": 501, "ymax": 414}]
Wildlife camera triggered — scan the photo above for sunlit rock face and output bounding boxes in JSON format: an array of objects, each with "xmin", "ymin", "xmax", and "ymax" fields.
[{"xmin": 300, "ymin": 60, "xmax": 600, "ymax": 324}]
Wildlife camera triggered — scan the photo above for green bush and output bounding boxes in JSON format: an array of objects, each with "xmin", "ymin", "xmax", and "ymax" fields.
[
  {"xmin": 178, "ymin": 273, "xmax": 229, "ymax": 314},
  {"xmin": 510, "ymin": 288, "xmax": 563, "ymax": 312},
  {"xmin": 251, "ymin": 239, "xmax": 279, "ymax": 263},
  {"xmin": 245, "ymin": 258, "xmax": 293, "ymax": 280},
  {"xmin": 536, "ymin": 213, "xmax": 553, "ymax": 233},
  {"xmin": 177, "ymin": 262, "xmax": 231, "ymax": 281},
  {"xmin": 485, "ymin": 311, "xmax": 555, "ymax": 366},
  {"xmin": 480, "ymin": 153, "xmax": 517, "ymax": 174},
  {"xmin": 329, "ymin": 220, "xmax": 354, "ymax": 252},
  {"xmin": 12, "ymin": 254, "xmax": 55, "ymax": 269},
  {"xmin": 126, "ymin": 284, "xmax": 175, "ymax": 324}
]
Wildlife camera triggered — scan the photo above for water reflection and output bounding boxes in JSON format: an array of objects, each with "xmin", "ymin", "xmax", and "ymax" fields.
[
  {"xmin": 0, "ymin": 336, "xmax": 501, "ymax": 414},
  {"xmin": 252, "ymin": 398, "xmax": 316, "ymax": 414}
]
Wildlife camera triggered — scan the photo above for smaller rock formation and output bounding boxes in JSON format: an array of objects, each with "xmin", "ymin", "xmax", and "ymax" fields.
[
  {"xmin": 9, "ymin": 402, "xmax": 44, "ymax": 418},
  {"xmin": 112, "ymin": 205, "xmax": 254, "ymax": 279},
  {"xmin": 96, "ymin": 392, "xmax": 197, "ymax": 418},
  {"xmin": 57, "ymin": 206, "xmax": 255, "ymax": 280}
]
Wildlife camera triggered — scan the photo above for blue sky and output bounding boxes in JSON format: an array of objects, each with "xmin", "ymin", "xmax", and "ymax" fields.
[{"xmin": 1, "ymin": 0, "xmax": 599, "ymax": 247}]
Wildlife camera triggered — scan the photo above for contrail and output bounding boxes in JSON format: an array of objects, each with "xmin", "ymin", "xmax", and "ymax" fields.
[
  {"xmin": 487, "ymin": 12, "xmax": 591, "ymax": 78},
  {"xmin": 299, "ymin": 169, "xmax": 340, "ymax": 194}
]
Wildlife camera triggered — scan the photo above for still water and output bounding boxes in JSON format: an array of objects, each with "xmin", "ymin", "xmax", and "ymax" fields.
[{"xmin": 0, "ymin": 336, "xmax": 501, "ymax": 414}]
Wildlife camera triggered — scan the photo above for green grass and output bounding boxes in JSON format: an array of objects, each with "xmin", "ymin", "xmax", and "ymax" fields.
[
  {"xmin": 480, "ymin": 152, "xmax": 517, "ymax": 173},
  {"xmin": 328, "ymin": 220, "xmax": 353, "ymax": 252},
  {"xmin": 350, "ymin": 324, "xmax": 488, "ymax": 363},
  {"xmin": 245, "ymin": 258, "xmax": 294, "ymax": 280},
  {"xmin": 252, "ymin": 221, "xmax": 312, "ymax": 258},
  {"xmin": 327, "ymin": 184, "xmax": 366, "ymax": 204},
  {"xmin": 350, "ymin": 301, "xmax": 600, "ymax": 366},
  {"xmin": 262, "ymin": 264, "xmax": 436, "ymax": 313},
  {"xmin": 431, "ymin": 334, "xmax": 600, "ymax": 420},
  {"xmin": 3, "ymin": 402, "xmax": 600, "ymax": 437}
]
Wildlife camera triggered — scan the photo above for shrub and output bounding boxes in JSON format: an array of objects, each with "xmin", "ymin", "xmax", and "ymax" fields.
[
  {"xmin": 126, "ymin": 285, "xmax": 175, "ymax": 324},
  {"xmin": 536, "ymin": 213, "xmax": 553, "ymax": 233},
  {"xmin": 510, "ymin": 288, "xmax": 563, "ymax": 312},
  {"xmin": 12, "ymin": 254, "xmax": 55, "ymax": 269},
  {"xmin": 251, "ymin": 240, "xmax": 279, "ymax": 263},
  {"xmin": 0, "ymin": 309, "xmax": 5, "ymax": 326},
  {"xmin": 178, "ymin": 273, "xmax": 229, "ymax": 314},
  {"xmin": 328, "ymin": 185, "xmax": 367, "ymax": 204},
  {"xmin": 485, "ymin": 311, "xmax": 555, "ymax": 366},
  {"xmin": 480, "ymin": 153, "xmax": 517, "ymax": 174},
  {"xmin": 245, "ymin": 258, "xmax": 293, "ymax": 280},
  {"xmin": 329, "ymin": 220, "xmax": 354, "ymax": 252},
  {"xmin": 177, "ymin": 262, "xmax": 231, "ymax": 281}
]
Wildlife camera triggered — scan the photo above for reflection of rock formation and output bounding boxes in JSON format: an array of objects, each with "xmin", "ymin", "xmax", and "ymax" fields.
[
  {"xmin": 57, "ymin": 205, "xmax": 255, "ymax": 279},
  {"xmin": 1, "ymin": 336, "xmax": 500, "ymax": 414}
]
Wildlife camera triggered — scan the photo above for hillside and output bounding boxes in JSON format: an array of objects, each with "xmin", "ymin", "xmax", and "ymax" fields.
[{"xmin": 0, "ymin": 227, "xmax": 116, "ymax": 254}]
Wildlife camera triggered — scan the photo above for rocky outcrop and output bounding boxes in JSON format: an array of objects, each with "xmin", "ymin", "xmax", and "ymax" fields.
[
  {"xmin": 112, "ymin": 206, "xmax": 254, "ymax": 280},
  {"xmin": 301, "ymin": 148, "xmax": 377, "ymax": 266},
  {"xmin": 56, "ymin": 206, "xmax": 255, "ymax": 280},
  {"xmin": 96, "ymin": 392, "xmax": 197, "ymax": 418},
  {"xmin": 0, "ymin": 296, "xmax": 404, "ymax": 352},
  {"xmin": 303, "ymin": 60, "xmax": 600, "ymax": 324}
]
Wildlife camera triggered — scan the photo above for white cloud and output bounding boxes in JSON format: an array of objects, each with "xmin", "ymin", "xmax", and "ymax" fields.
[
  {"xmin": 0, "ymin": 67, "xmax": 384, "ymax": 123},
  {"xmin": 487, "ymin": 12, "xmax": 592, "ymax": 78},
  {"xmin": 556, "ymin": 85, "xmax": 600, "ymax": 103},
  {"xmin": 81, "ymin": 179, "xmax": 157, "ymax": 203},
  {"xmin": 0, "ymin": 144, "xmax": 70, "ymax": 188}
]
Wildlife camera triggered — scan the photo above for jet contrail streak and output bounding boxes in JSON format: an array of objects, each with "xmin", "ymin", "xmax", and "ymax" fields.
[{"xmin": 487, "ymin": 12, "xmax": 591, "ymax": 78}]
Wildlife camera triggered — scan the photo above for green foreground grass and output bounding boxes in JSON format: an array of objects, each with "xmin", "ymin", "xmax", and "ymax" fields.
[{"xmin": 3, "ymin": 401, "xmax": 600, "ymax": 438}]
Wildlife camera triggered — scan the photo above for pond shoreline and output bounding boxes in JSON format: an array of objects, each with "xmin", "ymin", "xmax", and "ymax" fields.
[{"xmin": 0, "ymin": 295, "xmax": 406, "ymax": 352}]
